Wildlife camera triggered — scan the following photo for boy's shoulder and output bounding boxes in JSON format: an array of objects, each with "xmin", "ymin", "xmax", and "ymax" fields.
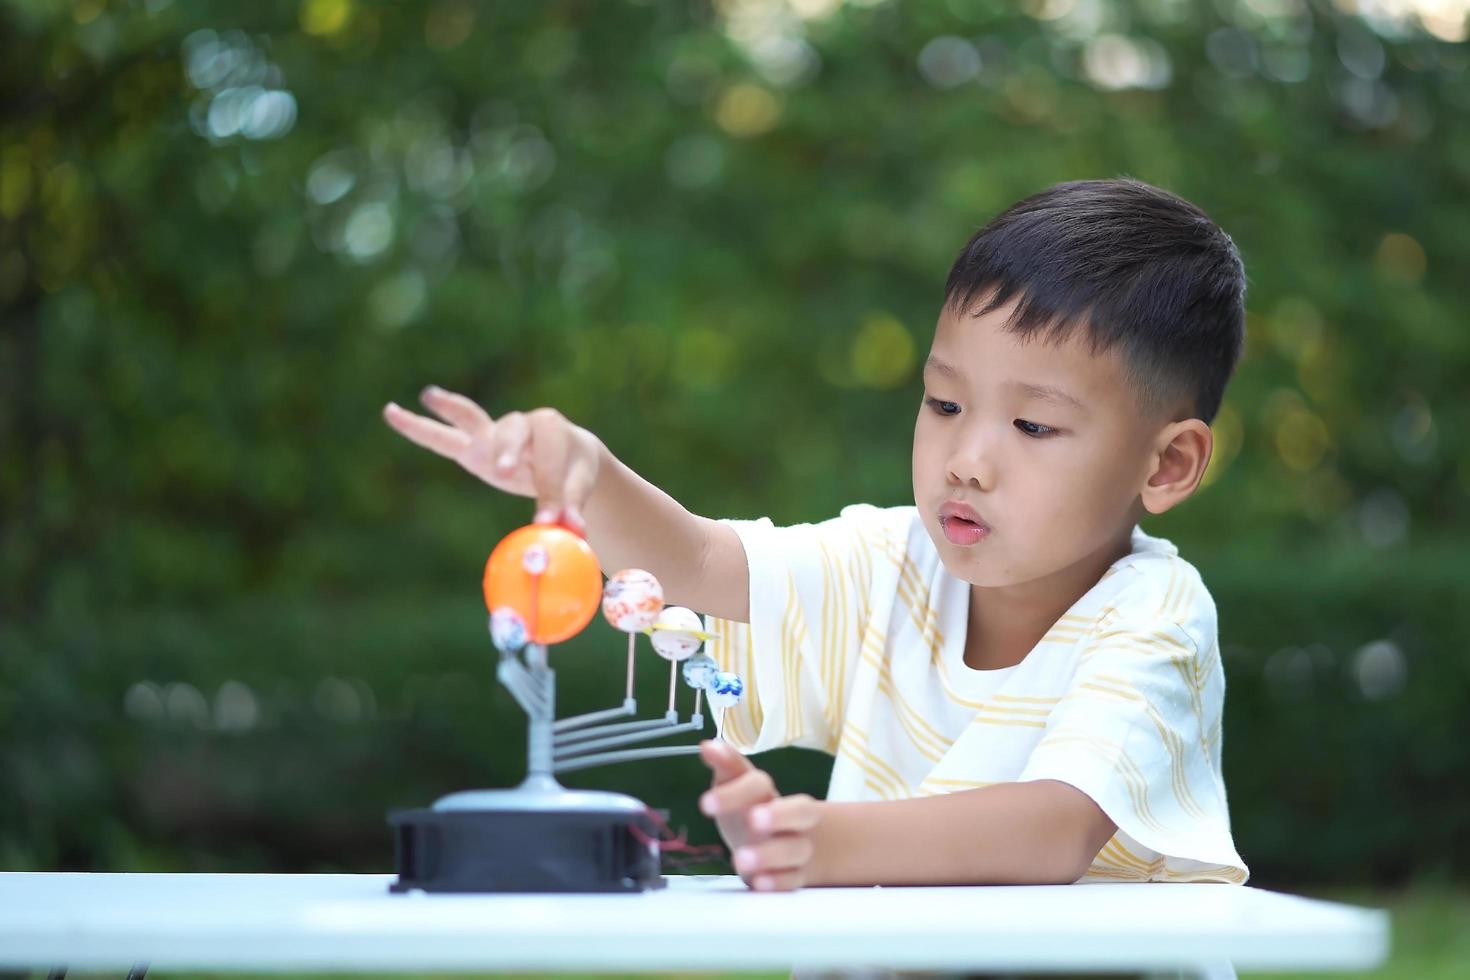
[
  {"xmin": 724, "ymin": 502, "xmax": 922, "ymax": 573},
  {"xmin": 831, "ymin": 502, "xmax": 924, "ymax": 547},
  {"xmin": 1095, "ymin": 527, "xmax": 1217, "ymax": 649},
  {"xmin": 834, "ymin": 503, "xmax": 947, "ymax": 571}
]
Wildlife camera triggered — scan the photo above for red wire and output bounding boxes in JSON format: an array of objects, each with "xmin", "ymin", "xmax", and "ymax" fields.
[{"xmin": 629, "ymin": 806, "xmax": 728, "ymax": 870}]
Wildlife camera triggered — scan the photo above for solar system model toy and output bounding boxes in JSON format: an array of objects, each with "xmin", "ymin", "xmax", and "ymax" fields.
[{"xmin": 389, "ymin": 522, "xmax": 745, "ymax": 894}]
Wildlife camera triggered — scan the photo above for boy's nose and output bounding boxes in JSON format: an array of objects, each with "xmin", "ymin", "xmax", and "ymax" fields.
[
  {"xmin": 940, "ymin": 429, "xmax": 999, "ymax": 490},
  {"xmin": 946, "ymin": 443, "xmax": 997, "ymax": 492}
]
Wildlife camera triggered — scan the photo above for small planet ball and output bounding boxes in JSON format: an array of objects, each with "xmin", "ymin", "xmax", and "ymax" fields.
[
  {"xmin": 489, "ymin": 607, "xmax": 528, "ymax": 654},
  {"xmin": 681, "ymin": 652, "xmax": 719, "ymax": 689},
  {"xmin": 483, "ymin": 523, "xmax": 602, "ymax": 645},
  {"xmin": 602, "ymin": 568, "xmax": 665, "ymax": 633},
  {"xmin": 707, "ymin": 671, "xmax": 744, "ymax": 709},
  {"xmin": 649, "ymin": 605, "xmax": 704, "ymax": 662},
  {"xmin": 521, "ymin": 544, "xmax": 550, "ymax": 575}
]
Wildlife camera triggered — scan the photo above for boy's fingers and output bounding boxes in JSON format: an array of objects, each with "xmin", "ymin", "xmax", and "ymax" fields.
[
  {"xmin": 700, "ymin": 768, "xmax": 775, "ymax": 817},
  {"xmin": 489, "ymin": 411, "xmax": 531, "ymax": 479},
  {"xmin": 746, "ymin": 868, "xmax": 804, "ymax": 892},
  {"xmin": 733, "ymin": 834, "xmax": 814, "ymax": 877},
  {"xmin": 561, "ymin": 454, "xmax": 596, "ymax": 533},
  {"xmin": 419, "ymin": 386, "xmax": 494, "ymax": 438},
  {"xmin": 749, "ymin": 795, "xmax": 821, "ymax": 835},
  {"xmin": 384, "ymin": 403, "xmax": 472, "ymax": 459},
  {"xmin": 526, "ymin": 408, "xmax": 570, "ymax": 517},
  {"xmin": 698, "ymin": 739, "xmax": 752, "ymax": 785}
]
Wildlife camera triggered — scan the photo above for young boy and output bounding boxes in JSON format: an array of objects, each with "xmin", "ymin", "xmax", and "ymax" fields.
[{"xmin": 384, "ymin": 177, "xmax": 1250, "ymax": 892}]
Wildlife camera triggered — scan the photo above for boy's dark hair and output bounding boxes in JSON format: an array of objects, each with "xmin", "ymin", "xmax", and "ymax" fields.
[{"xmin": 943, "ymin": 178, "xmax": 1245, "ymax": 423}]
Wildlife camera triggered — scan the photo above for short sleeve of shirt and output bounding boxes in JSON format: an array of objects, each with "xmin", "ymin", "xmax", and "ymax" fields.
[
  {"xmin": 703, "ymin": 503, "xmax": 909, "ymax": 756},
  {"xmin": 1016, "ymin": 572, "xmax": 1248, "ymax": 882}
]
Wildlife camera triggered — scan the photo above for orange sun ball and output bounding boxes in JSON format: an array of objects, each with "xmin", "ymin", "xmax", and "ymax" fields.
[{"xmin": 482, "ymin": 524, "xmax": 603, "ymax": 645}]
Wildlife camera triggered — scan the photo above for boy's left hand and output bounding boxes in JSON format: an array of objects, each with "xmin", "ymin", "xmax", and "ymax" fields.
[{"xmin": 698, "ymin": 739, "xmax": 824, "ymax": 891}]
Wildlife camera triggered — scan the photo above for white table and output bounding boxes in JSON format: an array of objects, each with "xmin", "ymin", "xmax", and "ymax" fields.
[{"xmin": 0, "ymin": 872, "xmax": 1387, "ymax": 977}]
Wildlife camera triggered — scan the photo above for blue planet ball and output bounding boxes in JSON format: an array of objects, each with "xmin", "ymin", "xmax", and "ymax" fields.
[{"xmin": 707, "ymin": 671, "xmax": 744, "ymax": 709}]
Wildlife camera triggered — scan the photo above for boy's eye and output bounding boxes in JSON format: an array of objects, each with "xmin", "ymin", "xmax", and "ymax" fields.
[
  {"xmin": 925, "ymin": 398, "xmax": 961, "ymax": 416},
  {"xmin": 1014, "ymin": 419, "xmax": 1056, "ymax": 438}
]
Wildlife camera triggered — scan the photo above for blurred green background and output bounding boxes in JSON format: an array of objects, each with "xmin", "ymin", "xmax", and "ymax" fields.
[{"xmin": 2, "ymin": 0, "xmax": 1467, "ymax": 936}]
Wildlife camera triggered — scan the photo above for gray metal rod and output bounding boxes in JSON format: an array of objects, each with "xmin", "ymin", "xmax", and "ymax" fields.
[
  {"xmin": 554, "ymin": 716, "xmax": 676, "ymax": 746},
  {"xmin": 495, "ymin": 665, "xmax": 535, "ymax": 714},
  {"xmin": 553, "ymin": 719, "xmax": 705, "ymax": 759},
  {"xmin": 553, "ymin": 743, "xmax": 704, "ymax": 773},
  {"xmin": 524, "ymin": 645, "xmax": 555, "ymax": 779},
  {"xmin": 507, "ymin": 675, "xmax": 547, "ymax": 716},
  {"xmin": 553, "ymin": 701, "xmax": 636, "ymax": 733},
  {"xmin": 496, "ymin": 662, "xmax": 547, "ymax": 717}
]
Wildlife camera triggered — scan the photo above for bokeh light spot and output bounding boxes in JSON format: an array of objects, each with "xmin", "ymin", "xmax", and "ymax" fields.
[
  {"xmin": 214, "ymin": 680, "xmax": 261, "ymax": 732},
  {"xmin": 715, "ymin": 83, "xmax": 782, "ymax": 138},
  {"xmin": 165, "ymin": 682, "xmax": 210, "ymax": 728},
  {"xmin": 0, "ymin": 145, "xmax": 32, "ymax": 219},
  {"xmin": 673, "ymin": 326, "xmax": 737, "ymax": 389},
  {"xmin": 73, "ymin": 0, "xmax": 105, "ymax": 25},
  {"xmin": 369, "ymin": 269, "xmax": 427, "ymax": 330},
  {"xmin": 850, "ymin": 314, "xmax": 915, "ymax": 389},
  {"xmin": 344, "ymin": 201, "xmax": 395, "ymax": 261},
  {"xmin": 1273, "ymin": 404, "xmax": 1331, "ymax": 472},
  {"xmin": 314, "ymin": 677, "xmax": 363, "ymax": 723},
  {"xmin": 791, "ymin": 0, "xmax": 843, "ymax": 18},
  {"xmin": 1358, "ymin": 488, "xmax": 1410, "ymax": 547},
  {"xmin": 1390, "ymin": 393, "xmax": 1438, "ymax": 465},
  {"xmin": 300, "ymin": 0, "xmax": 353, "ymax": 38},
  {"xmin": 1374, "ymin": 231, "xmax": 1427, "ymax": 284},
  {"xmin": 1352, "ymin": 640, "xmax": 1407, "ymax": 700},
  {"xmin": 1201, "ymin": 402, "xmax": 1243, "ymax": 488},
  {"xmin": 918, "ymin": 36, "xmax": 981, "ymax": 89},
  {"xmin": 1082, "ymin": 34, "xmax": 1172, "ymax": 90},
  {"xmin": 124, "ymin": 681, "xmax": 165, "ymax": 723},
  {"xmin": 425, "ymin": 0, "xmax": 476, "ymax": 49},
  {"xmin": 749, "ymin": 33, "xmax": 819, "ymax": 87},
  {"xmin": 1267, "ymin": 295, "xmax": 1325, "ymax": 362},
  {"xmin": 306, "ymin": 152, "xmax": 357, "ymax": 205},
  {"xmin": 1417, "ymin": 1, "xmax": 1470, "ymax": 42}
]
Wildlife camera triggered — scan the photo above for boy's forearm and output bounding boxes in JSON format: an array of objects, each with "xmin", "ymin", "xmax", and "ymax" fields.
[
  {"xmin": 807, "ymin": 780, "xmax": 1114, "ymax": 887},
  {"xmin": 582, "ymin": 443, "xmax": 749, "ymax": 622}
]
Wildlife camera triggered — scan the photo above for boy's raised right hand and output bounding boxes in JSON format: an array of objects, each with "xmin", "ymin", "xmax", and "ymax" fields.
[{"xmin": 383, "ymin": 386, "xmax": 603, "ymax": 533}]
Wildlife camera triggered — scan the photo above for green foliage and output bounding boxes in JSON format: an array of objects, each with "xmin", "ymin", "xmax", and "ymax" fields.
[{"xmin": 2, "ymin": 0, "xmax": 1467, "ymax": 884}]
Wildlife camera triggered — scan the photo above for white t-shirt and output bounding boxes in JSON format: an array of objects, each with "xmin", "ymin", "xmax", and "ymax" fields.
[{"xmin": 703, "ymin": 503, "xmax": 1248, "ymax": 884}]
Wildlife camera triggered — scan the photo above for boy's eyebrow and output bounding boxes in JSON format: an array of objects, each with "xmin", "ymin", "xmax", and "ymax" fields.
[
  {"xmin": 925, "ymin": 357, "xmax": 1088, "ymax": 412},
  {"xmin": 1007, "ymin": 380, "xmax": 1088, "ymax": 413},
  {"xmin": 923, "ymin": 356, "xmax": 960, "ymax": 379}
]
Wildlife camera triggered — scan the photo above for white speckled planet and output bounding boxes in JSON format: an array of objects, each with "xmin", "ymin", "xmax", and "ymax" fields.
[
  {"xmin": 598, "ymin": 568, "xmax": 742, "ymax": 735},
  {"xmin": 601, "ymin": 568, "xmax": 664, "ymax": 632},
  {"xmin": 649, "ymin": 605, "xmax": 705, "ymax": 661}
]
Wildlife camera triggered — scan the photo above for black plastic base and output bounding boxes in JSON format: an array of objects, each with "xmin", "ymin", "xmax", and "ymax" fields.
[{"xmin": 389, "ymin": 800, "xmax": 665, "ymax": 893}]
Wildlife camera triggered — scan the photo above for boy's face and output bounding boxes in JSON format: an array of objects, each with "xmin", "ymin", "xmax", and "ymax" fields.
[{"xmin": 912, "ymin": 298, "xmax": 1164, "ymax": 591}]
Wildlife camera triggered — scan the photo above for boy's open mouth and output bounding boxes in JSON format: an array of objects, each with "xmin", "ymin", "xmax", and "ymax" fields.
[
  {"xmin": 939, "ymin": 500, "xmax": 990, "ymax": 529},
  {"xmin": 939, "ymin": 513, "xmax": 991, "ymax": 546}
]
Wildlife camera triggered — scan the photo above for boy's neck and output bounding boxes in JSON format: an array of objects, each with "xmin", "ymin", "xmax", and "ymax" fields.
[{"xmin": 963, "ymin": 524, "xmax": 1136, "ymax": 671}]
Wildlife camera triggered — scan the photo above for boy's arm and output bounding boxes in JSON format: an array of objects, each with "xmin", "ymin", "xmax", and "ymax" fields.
[
  {"xmin": 808, "ymin": 780, "xmax": 1116, "ymax": 886},
  {"xmin": 582, "ymin": 446, "xmax": 749, "ymax": 623}
]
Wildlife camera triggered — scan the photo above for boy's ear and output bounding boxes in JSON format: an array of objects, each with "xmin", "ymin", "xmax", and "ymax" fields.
[{"xmin": 1140, "ymin": 419, "xmax": 1213, "ymax": 516}]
